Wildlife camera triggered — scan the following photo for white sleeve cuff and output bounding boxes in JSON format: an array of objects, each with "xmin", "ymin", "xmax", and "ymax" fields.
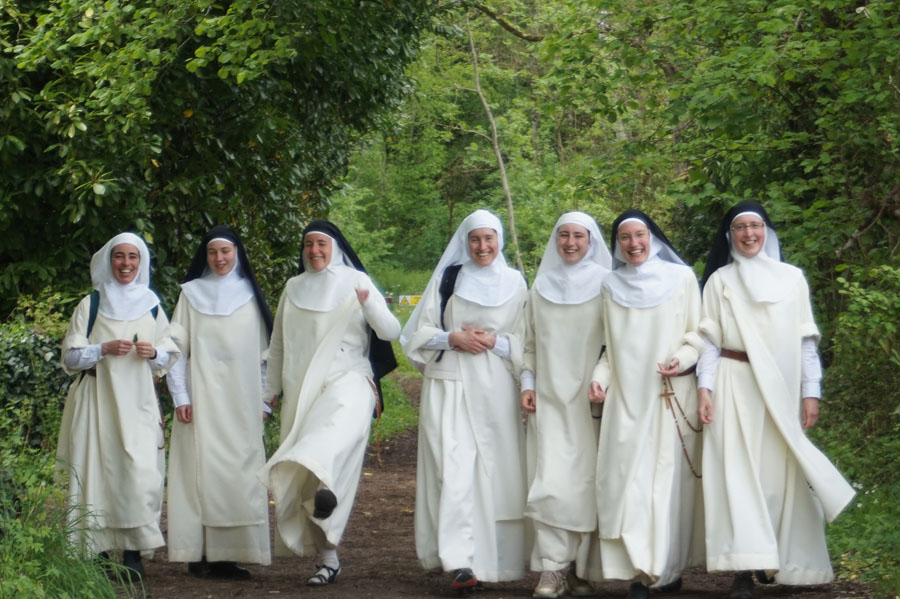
[
  {"xmin": 696, "ymin": 338, "xmax": 720, "ymax": 392},
  {"xmin": 63, "ymin": 344, "xmax": 104, "ymax": 370},
  {"xmin": 490, "ymin": 334, "xmax": 511, "ymax": 359},
  {"xmin": 801, "ymin": 336, "xmax": 822, "ymax": 400},
  {"xmin": 149, "ymin": 347, "xmax": 170, "ymax": 370},
  {"xmin": 520, "ymin": 369, "xmax": 535, "ymax": 392},
  {"xmin": 421, "ymin": 331, "xmax": 453, "ymax": 351}
]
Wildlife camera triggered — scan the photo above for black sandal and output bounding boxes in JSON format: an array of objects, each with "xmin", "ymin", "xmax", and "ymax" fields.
[{"xmin": 306, "ymin": 563, "xmax": 341, "ymax": 586}]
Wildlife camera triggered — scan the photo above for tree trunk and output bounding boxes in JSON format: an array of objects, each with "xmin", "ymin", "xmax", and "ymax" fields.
[{"xmin": 466, "ymin": 14, "xmax": 526, "ymax": 274}]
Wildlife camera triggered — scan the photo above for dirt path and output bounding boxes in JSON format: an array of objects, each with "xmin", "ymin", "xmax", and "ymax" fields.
[{"xmin": 140, "ymin": 399, "xmax": 870, "ymax": 598}]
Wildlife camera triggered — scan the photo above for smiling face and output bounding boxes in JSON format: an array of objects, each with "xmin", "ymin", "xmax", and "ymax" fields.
[
  {"xmin": 303, "ymin": 233, "xmax": 333, "ymax": 272},
  {"xmin": 206, "ymin": 240, "xmax": 236, "ymax": 276},
  {"xmin": 616, "ymin": 220, "xmax": 651, "ymax": 266},
  {"xmin": 556, "ymin": 223, "xmax": 590, "ymax": 265},
  {"xmin": 467, "ymin": 227, "xmax": 499, "ymax": 267},
  {"xmin": 110, "ymin": 243, "xmax": 140, "ymax": 284},
  {"xmin": 730, "ymin": 214, "xmax": 766, "ymax": 258}
]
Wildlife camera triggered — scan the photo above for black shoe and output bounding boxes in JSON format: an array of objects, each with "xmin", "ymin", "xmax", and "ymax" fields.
[
  {"xmin": 451, "ymin": 568, "xmax": 480, "ymax": 592},
  {"xmin": 657, "ymin": 576, "xmax": 683, "ymax": 593},
  {"xmin": 95, "ymin": 551, "xmax": 113, "ymax": 577},
  {"xmin": 730, "ymin": 571, "xmax": 754, "ymax": 599},
  {"xmin": 122, "ymin": 550, "xmax": 144, "ymax": 580},
  {"xmin": 627, "ymin": 582, "xmax": 649, "ymax": 599},
  {"xmin": 208, "ymin": 561, "xmax": 251, "ymax": 580},
  {"xmin": 313, "ymin": 489, "xmax": 338, "ymax": 519},
  {"xmin": 188, "ymin": 557, "xmax": 208, "ymax": 577},
  {"xmin": 754, "ymin": 570, "xmax": 775, "ymax": 585}
]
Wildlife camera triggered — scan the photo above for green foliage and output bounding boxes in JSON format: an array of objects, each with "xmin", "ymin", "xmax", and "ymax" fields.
[
  {"xmin": 370, "ymin": 376, "xmax": 418, "ymax": 444},
  {"xmin": 367, "ymin": 268, "xmax": 432, "ymax": 299},
  {"xmin": 811, "ymin": 264, "xmax": 900, "ymax": 593},
  {"xmin": 0, "ymin": 318, "xmax": 69, "ymax": 452},
  {"xmin": 814, "ymin": 425, "xmax": 900, "ymax": 597},
  {"xmin": 0, "ymin": 0, "xmax": 438, "ymax": 312},
  {"xmin": 0, "ymin": 449, "xmax": 120, "ymax": 599},
  {"xmin": 829, "ymin": 265, "xmax": 900, "ymax": 418}
]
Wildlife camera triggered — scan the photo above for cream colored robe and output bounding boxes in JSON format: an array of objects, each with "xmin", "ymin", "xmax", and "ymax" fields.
[
  {"xmin": 259, "ymin": 272, "xmax": 400, "ymax": 556},
  {"xmin": 167, "ymin": 298, "xmax": 271, "ymax": 564},
  {"xmin": 405, "ymin": 277, "xmax": 528, "ymax": 582},
  {"xmin": 591, "ymin": 264, "xmax": 705, "ymax": 585},
  {"xmin": 57, "ymin": 294, "xmax": 178, "ymax": 554},
  {"xmin": 700, "ymin": 264, "xmax": 854, "ymax": 584},
  {"xmin": 523, "ymin": 290, "xmax": 604, "ymax": 579}
]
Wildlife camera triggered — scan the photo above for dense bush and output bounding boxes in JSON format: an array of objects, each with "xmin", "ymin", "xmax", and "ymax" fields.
[
  {"xmin": 812, "ymin": 265, "xmax": 900, "ymax": 596},
  {"xmin": 0, "ymin": 293, "xmax": 121, "ymax": 596},
  {"xmin": 0, "ymin": 292, "xmax": 71, "ymax": 453}
]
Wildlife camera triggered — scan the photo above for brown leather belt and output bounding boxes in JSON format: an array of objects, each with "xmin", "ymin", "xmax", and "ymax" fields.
[
  {"xmin": 85, "ymin": 368, "xmax": 97, "ymax": 377},
  {"xmin": 720, "ymin": 349, "xmax": 749, "ymax": 362}
]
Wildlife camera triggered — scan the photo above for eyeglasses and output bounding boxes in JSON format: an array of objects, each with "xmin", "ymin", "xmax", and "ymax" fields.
[{"xmin": 730, "ymin": 222, "xmax": 765, "ymax": 233}]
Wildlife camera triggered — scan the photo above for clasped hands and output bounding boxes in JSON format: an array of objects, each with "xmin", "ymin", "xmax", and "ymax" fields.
[{"xmin": 449, "ymin": 326, "xmax": 496, "ymax": 354}]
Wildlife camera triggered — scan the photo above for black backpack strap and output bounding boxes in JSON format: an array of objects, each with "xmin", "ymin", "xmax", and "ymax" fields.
[
  {"xmin": 435, "ymin": 264, "xmax": 462, "ymax": 363},
  {"xmin": 86, "ymin": 290, "xmax": 100, "ymax": 339}
]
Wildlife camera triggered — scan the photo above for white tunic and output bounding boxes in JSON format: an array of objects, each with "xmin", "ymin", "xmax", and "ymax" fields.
[
  {"xmin": 405, "ymin": 277, "xmax": 528, "ymax": 582},
  {"xmin": 259, "ymin": 272, "xmax": 400, "ymax": 556},
  {"xmin": 591, "ymin": 264, "xmax": 705, "ymax": 585},
  {"xmin": 523, "ymin": 291, "xmax": 604, "ymax": 576},
  {"xmin": 57, "ymin": 294, "xmax": 178, "ymax": 553},
  {"xmin": 700, "ymin": 264, "xmax": 854, "ymax": 584},
  {"xmin": 166, "ymin": 298, "xmax": 271, "ymax": 564}
]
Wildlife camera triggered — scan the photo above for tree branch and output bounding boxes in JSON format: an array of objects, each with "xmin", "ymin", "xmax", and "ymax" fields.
[{"xmin": 470, "ymin": 3, "xmax": 544, "ymax": 42}]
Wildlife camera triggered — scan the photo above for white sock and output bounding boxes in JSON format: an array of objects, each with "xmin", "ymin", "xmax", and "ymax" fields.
[{"xmin": 320, "ymin": 548, "xmax": 339, "ymax": 569}]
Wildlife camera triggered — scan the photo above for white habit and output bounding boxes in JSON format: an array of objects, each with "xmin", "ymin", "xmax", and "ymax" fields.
[
  {"xmin": 591, "ymin": 263, "xmax": 705, "ymax": 586},
  {"xmin": 523, "ymin": 291, "xmax": 604, "ymax": 579},
  {"xmin": 58, "ymin": 297, "xmax": 178, "ymax": 554},
  {"xmin": 166, "ymin": 297, "xmax": 272, "ymax": 564},
  {"xmin": 405, "ymin": 278, "xmax": 529, "ymax": 582},
  {"xmin": 699, "ymin": 264, "xmax": 854, "ymax": 584},
  {"xmin": 259, "ymin": 272, "xmax": 400, "ymax": 556}
]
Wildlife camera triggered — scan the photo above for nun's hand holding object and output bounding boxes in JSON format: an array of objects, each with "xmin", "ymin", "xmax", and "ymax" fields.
[
  {"xmin": 134, "ymin": 341, "xmax": 156, "ymax": 359},
  {"xmin": 101, "ymin": 339, "xmax": 134, "ymax": 356},
  {"xmin": 657, "ymin": 358, "xmax": 680, "ymax": 377},
  {"xmin": 521, "ymin": 390, "xmax": 536, "ymax": 413},
  {"xmin": 588, "ymin": 381, "xmax": 606, "ymax": 403}
]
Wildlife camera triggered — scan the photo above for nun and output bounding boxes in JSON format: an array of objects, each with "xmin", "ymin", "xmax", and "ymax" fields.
[
  {"xmin": 588, "ymin": 210, "xmax": 705, "ymax": 598},
  {"xmin": 696, "ymin": 201, "xmax": 854, "ymax": 598},
  {"xmin": 57, "ymin": 232, "xmax": 179, "ymax": 578},
  {"xmin": 165, "ymin": 225, "xmax": 274, "ymax": 578},
  {"xmin": 401, "ymin": 209, "xmax": 528, "ymax": 592},
  {"xmin": 520, "ymin": 211, "xmax": 610, "ymax": 598},
  {"xmin": 258, "ymin": 220, "xmax": 400, "ymax": 586}
]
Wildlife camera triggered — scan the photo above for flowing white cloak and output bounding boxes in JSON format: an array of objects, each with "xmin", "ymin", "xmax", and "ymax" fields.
[
  {"xmin": 259, "ymin": 273, "xmax": 399, "ymax": 556},
  {"xmin": 591, "ymin": 265, "xmax": 705, "ymax": 585},
  {"xmin": 523, "ymin": 291, "xmax": 604, "ymax": 577},
  {"xmin": 57, "ymin": 294, "xmax": 178, "ymax": 553},
  {"xmin": 700, "ymin": 265, "xmax": 854, "ymax": 584},
  {"xmin": 167, "ymin": 298, "xmax": 271, "ymax": 564},
  {"xmin": 405, "ymin": 278, "xmax": 528, "ymax": 582}
]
